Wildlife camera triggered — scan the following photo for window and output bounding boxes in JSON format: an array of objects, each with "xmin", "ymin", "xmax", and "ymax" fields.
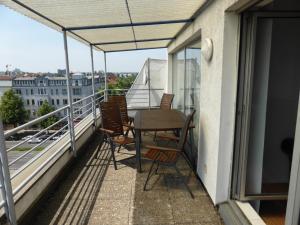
[
  {"xmin": 31, "ymin": 89, "xmax": 34, "ymax": 95},
  {"xmin": 172, "ymin": 40, "xmax": 201, "ymax": 168},
  {"xmin": 56, "ymin": 99, "xmax": 60, "ymax": 105},
  {"xmin": 73, "ymin": 88, "xmax": 82, "ymax": 95},
  {"xmin": 56, "ymin": 89, "xmax": 59, "ymax": 95},
  {"xmin": 32, "ymin": 99, "xmax": 35, "ymax": 105},
  {"xmin": 51, "ymin": 99, "xmax": 55, "ymax": 105},
  {"xmin": 27, "ymin": 99, "xmax": 30, "ymax": 105},
  {"xmin": 62, "ymin": 89, "xmax": 67, "ymax": 95},
  {"xmin": 51, "ymin": 89, "xmax": 53, "ymax": 95},
  {"xmin": 26, "ymin": 89, "xmax": 28, "ymax": 95},
  {"xmin": 63, "ymin": 99, "xmax": 68, "ymax": 105}
]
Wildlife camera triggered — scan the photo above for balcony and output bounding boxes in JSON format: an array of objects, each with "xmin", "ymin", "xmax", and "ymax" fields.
[
  {"xmin": 27, "ymin": 133, "xmax": 222, "ymax": 225},
  {"xmin": 0, "ymin": 1, "xmax": 225, "ymax": 224}
]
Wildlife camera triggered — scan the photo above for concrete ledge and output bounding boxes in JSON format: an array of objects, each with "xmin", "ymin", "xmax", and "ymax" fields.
[
  {"xmin": 219, "ymin": 200, "xmax": 266, "ymax": 225},
  {"xmin": 0, "ymin": 114, "xmax": 101, "ymax": 223}
]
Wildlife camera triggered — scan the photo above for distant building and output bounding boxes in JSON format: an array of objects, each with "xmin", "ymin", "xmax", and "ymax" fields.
[
  {"xmin": 0, "ymin": 75, "xmax": 12, "ymax": 97},
  {"xmin": 57, "ymin": 69, "xmax": 66, "ymax": 76},
  {"xmin": 12, "ymin": 73, "xmax": 103, "ymax": 118}
]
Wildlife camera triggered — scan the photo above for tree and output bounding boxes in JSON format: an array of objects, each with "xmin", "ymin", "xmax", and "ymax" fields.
[
  {"xmin": 0, "ymin": 89, "xmax": 28, "ymax": 127},
  {"xmin": 37, "ymin": 101, "xmax": 58, "ymax": 129}
]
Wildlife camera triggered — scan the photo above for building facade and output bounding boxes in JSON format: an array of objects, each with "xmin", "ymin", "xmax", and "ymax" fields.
[
  {"xmin": 12, "ymin": 73, "xmax": 102, "ymax": 118},
  {"xmin": 0, "ymin": 76, "xmax": 12, "ymax": 97}
]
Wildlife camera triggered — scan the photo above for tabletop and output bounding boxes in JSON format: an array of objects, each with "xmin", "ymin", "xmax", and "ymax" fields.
[{"xmin": 134, "ymin": 109, "xmax": 186, "ymax": 131}]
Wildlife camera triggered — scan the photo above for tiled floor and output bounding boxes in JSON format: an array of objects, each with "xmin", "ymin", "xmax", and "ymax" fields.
[{"xmin": 31, "ymin": 133, "xmax": 223, "ymax": 225}]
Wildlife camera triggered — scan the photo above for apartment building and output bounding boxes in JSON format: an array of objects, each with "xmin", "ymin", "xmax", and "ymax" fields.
[
  {"xmin": 0, "ymin": 75, "xmax": 12, "ymax": 97},
  {"xmin": 12, "ymin": 73, "xmax": 102, "ymax": 118}
]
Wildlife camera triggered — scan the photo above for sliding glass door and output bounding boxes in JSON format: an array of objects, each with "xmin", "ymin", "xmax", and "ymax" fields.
[
  {"xmin": 172, "ymin": 40, "xmax": 201, "ymax": 167},
  {"xmin": 233, "ymin": 11, "xmax": 300, "ymax": 225}
]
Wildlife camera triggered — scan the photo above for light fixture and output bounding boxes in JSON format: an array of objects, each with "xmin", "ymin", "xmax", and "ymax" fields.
[{"xmin": 202, "ymin": 38, "xmax": 213, "ymax": 62}]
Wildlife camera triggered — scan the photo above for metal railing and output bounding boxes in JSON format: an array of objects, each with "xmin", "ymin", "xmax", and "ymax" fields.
[
  {"xmin": 0, "ymin": 90, "xmax": 104, "ymax": 224},
  {"xmin": 0, "ymin": 86, "xmax": 164, "ymax": 224}
]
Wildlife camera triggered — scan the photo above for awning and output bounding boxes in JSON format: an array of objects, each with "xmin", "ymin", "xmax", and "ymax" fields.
[{"xmin": 0, "ymin": 0, "xmax": 206, "ymax": 52}]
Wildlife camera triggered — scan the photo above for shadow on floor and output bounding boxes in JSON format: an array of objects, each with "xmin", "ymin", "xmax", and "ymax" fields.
[{"xmin": 29, "ymin": 133, "xmax": 223, "ymax": 225}]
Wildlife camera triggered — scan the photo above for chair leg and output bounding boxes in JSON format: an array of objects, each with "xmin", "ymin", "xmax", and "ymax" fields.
[
  {"xmin": 143, "ymin": 160, "xmax": 157, "ymax": 191},
  {"xmin": 174, "ymin": 165, "xmax": 194, "ymax": 199},
  {"xmin": 109, "ymin": 140, "xmax": 118, "ymax": 170},
  {"xmin": 117, "ymin": 144, "xmax": 122, "ymax": 153},
  {"xmin": 155, "ymin": 162, "xmax": 160, "ymax": 175}
]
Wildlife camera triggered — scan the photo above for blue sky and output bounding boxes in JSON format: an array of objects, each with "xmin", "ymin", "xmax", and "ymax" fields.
[{"xmin": 0, "ymin": 5, "xmax": 167, "ymax": 73}]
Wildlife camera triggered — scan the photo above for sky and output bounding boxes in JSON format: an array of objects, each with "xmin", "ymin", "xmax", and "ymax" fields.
[{"xmin": 0, "ymin": 5, "xmax": 167, "ymax": 73}]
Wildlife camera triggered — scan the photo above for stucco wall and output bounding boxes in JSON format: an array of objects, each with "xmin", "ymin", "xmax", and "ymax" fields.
[{"xmin": 168, "ymin": 0, "xmax": 244, "ymax": 204}]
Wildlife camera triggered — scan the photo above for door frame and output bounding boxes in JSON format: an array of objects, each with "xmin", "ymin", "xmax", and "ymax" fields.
[{"xmin": 232, "ymin": 11, "xmax": 300, "ymax": 202}]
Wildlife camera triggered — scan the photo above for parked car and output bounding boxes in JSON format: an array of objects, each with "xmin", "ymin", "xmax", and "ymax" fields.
[
  {"xmin": 28, "ymin": 137, "xmax": 42, "ymax": 144},
  {"xmin": 21, "ymin": 135, "xmax": 33, "ymax": 141},
  {"xmin": 39, "ymin": 134, "xmax": 50, "ymax": 141}
]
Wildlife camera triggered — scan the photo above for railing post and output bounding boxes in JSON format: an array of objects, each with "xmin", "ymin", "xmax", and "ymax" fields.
[
  {"xmin": 104, "ymin": 52, "xmax": 108, "ymax": 101},
  {"xmin": 63, "ymin": 30, "xmax": 76, "ymax": 156},
  {"xmin": 147, "ymin": 58, "xmax": 151, "ymax": 110},
  {"xmin": 90, "ymin": 44, "xmax": 97, "ymax": 127},
  {"xmin": 0, "ymin": 121, "xmax": 17, "ymax": 225}
]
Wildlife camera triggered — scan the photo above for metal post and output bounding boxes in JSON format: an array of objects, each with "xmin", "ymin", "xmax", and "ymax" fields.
[
  {"xmin": 147, "ymin": 58, "xmax": 151, "ymax": 110},
  {"xmin": 0, "ymin": 121, "xmax": 17, "ymax": 225},
  {"xmin": 63, "ymin": 30, "xmax": 76, "ymax": 155},
  {"xmin": 104, "ymin": 52, "xmax": 108, "ymax": 101},
  {"xmin": 90, "ymin": 45, "xmax": 97, "ymax": 127}
]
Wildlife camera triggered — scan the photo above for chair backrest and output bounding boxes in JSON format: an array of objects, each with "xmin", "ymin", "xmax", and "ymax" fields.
[
  {"xmin": 108, "ymin": 95, "xmax": 129, "ymax": 124},
  {"xmin": 100, "ymin": 101, "xmax": 124, "ymax": 136},
  {"xmin": 160, "ymin": 93, "xmax": 174, "ymax": 110},
  {"xmin": 178, "ymin": 110, "xmax": 196, "ymax": 151}
]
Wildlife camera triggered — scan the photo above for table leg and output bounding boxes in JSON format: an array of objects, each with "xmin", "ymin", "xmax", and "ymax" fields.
[{"xmin": 135, "ymin": 129, "xmax": 142, "ymax": 172}]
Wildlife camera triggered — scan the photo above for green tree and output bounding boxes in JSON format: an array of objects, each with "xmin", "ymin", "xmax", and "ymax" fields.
[
  {"xmin": 0, "ymin": 89, "xmax": 28, "ymax": 127},
  {"xmin": 37, "ymin": 101, "xmax": 58, "ymax": 129}
]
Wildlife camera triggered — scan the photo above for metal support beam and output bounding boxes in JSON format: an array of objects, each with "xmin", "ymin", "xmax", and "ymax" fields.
[
  {"xmin": 63, "ymin": 30, "xmax": 76, "ymax": 155},
  {"xmin": 148, "ymin": 58, "xmax": 151, "ymax": 110},
  {"xmin": 93, "ymin": 37, "xmax": 175, "ymax": 46},
  {"xmin": 0, "ymin": 121, "xmax": 17, "ymax": 225},
  {"xmin": 104, "ymin": 52, "xmax": 108, "ymax": 101},
  {"xmin": 65, "ymin": 19, "xmax": 193, "ymax": 31},
  {"xmin": 106, "ymin": 47, "xmax": 166, "ymax": 53},
  {"xmin": 90, "ymin": 45, "xmax": 97, "ymax": 127}
]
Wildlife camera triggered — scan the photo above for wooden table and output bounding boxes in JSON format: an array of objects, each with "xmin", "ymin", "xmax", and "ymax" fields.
[{"xmin": 134, "ymin": 109, "xmax": 186, "ymax": 172}]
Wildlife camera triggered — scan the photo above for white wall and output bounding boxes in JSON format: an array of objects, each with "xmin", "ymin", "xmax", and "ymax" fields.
[{"xmin": 168, "ymin": 0, "xmax": 243, "ymax": 204}]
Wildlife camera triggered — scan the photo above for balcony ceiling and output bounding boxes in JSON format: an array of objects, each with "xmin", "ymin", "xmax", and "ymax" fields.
[{"xmin": 0, "ymin": 0, "xmax": 206, "ymax": 52}]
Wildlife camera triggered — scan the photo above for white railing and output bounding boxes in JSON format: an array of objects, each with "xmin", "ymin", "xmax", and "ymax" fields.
[
  {"xmin": 0, "ymin": 90, "xmax": 104, "ymax": 224},
  {"xmin": 0, "ymin": 86, "xmax": 164, "ymax": 224}
]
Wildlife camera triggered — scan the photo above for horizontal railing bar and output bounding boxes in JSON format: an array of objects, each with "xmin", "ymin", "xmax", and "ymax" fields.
[
  {"xmin": 12, "ymin": 140, "xmax": 70, "ymax": 195},
  {"xmin": 10, "ymin": 124, "xmax": 69, "ymax": 180},
  {"xmin": 4, "ymin": 105, "xmax": 68, "ymax": 138},
  {"xmin": 7, "ymin": 116, "xmax": 68, "ymax": 153},
  {"xmin": 66, "ymin": 19, "xmax": 193, "ymax": 31},
  {"xmin": 73, "ymin": 102, "xmax": 93, "ymax": 114},
  {"xmin": 8, "ymin": 124, "xmax": 68, "ymax": 167},
  {"xmin": 73, "ymin": 108, "xmax": 93, "ymax": 121}
]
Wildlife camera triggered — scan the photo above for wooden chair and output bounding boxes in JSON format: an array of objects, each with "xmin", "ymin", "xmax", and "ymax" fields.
[
  {"xmin": 108, "ymin": 95, "xmax": 135, "ymax": 137},
  {"xmin": 96, "ymin": 101, "xmax": 134, "ymax": 170},
  {"xmin": 153, "ymin": 93, "xmax": 175, "ymax": 140},
  {"xmin": 160, "ymin": 93, "xmax": 174, "ymax": 110},
  {"xmin": 143, "ymin": 110, "xmax": 196, "ymax": 198}
]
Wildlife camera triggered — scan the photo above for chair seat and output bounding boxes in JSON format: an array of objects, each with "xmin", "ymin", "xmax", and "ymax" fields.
[
  {"xmin": 113, "ymin": 136, "xmax": 134, "ymax": 145},
  {"xmin": 144, "ymin": 149, "xmax": 179, "ymax": 163}
]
